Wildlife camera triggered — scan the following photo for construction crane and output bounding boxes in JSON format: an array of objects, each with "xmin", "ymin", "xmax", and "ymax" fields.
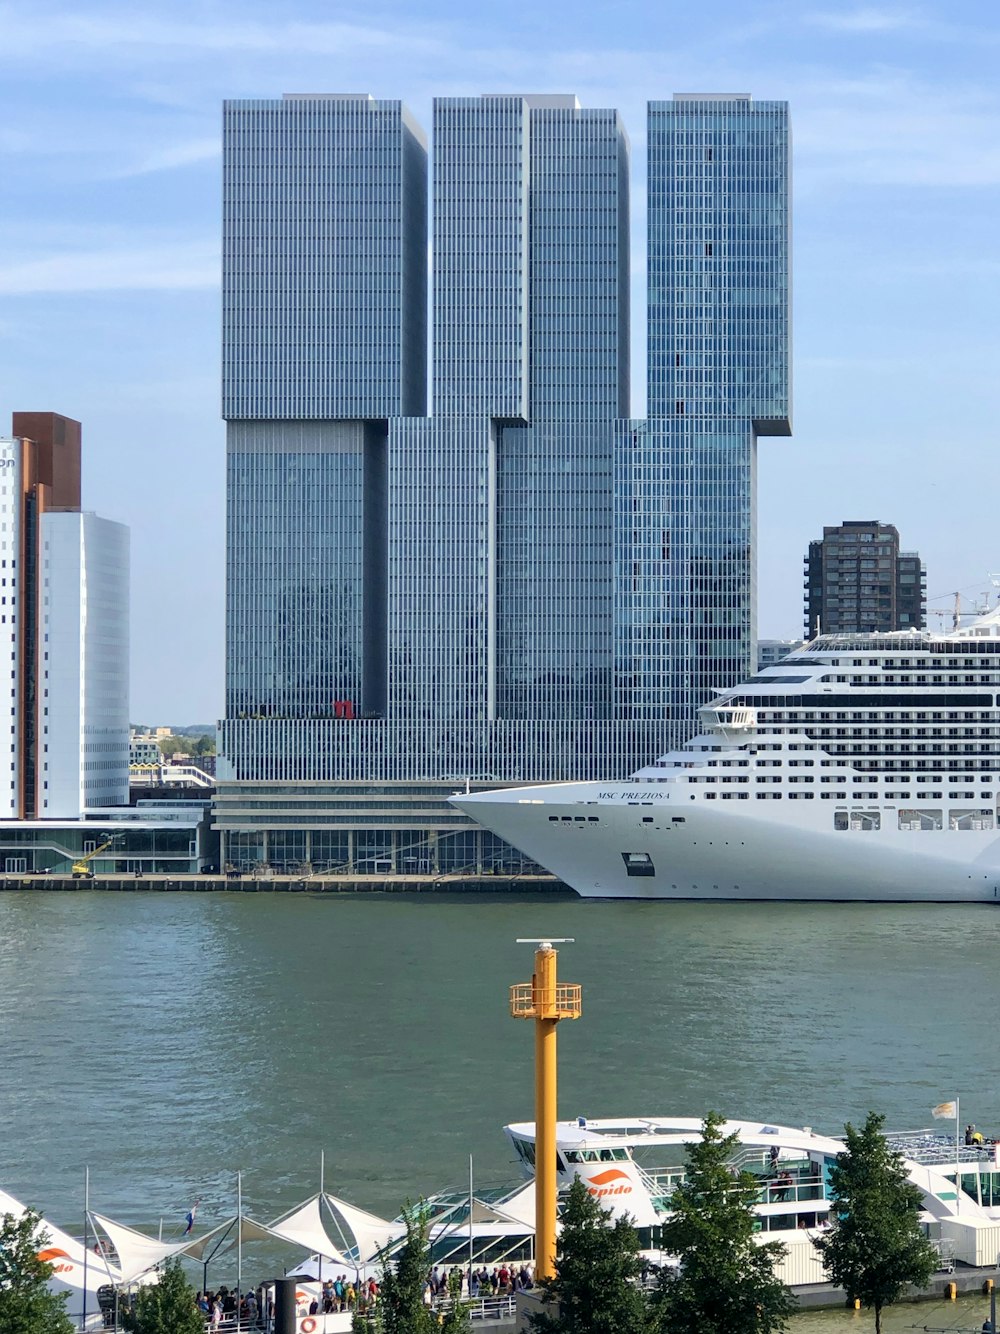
[
  {"xmin": 929, "ymin": 591, "xmax": 988, "ymax": 631},
  {"xmin": 72, "ymin": 833, "xmax": 123, "ymax": 879}
]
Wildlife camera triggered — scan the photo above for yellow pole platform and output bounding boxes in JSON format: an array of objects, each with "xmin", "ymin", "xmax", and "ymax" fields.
[{"xmin": 511, "ymin": 939, "xmax": 581, "ymax": 1284}]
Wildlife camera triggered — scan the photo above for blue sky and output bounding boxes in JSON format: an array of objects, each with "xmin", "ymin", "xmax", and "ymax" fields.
[{"xmin": 2, "ymin": 0, "xmax": 999, "ymax": 721}]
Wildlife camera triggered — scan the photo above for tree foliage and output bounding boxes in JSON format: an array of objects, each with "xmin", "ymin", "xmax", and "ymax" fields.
[
  {"xmin": 813, "ymin": 1111, "xmax": 937, "ymax": 1334},
  {"xmin": 0, "ymin": 1209, "xmax": 75, "ymax": 1334},
  {"xmin": 157, "ymin": 733, "xmax": 216, "ymax": 759},
  {"xmin": 120, "ymin": 1256, "xmax": 203, "ymax": 1334},
  {"xmin": 376, "ymin": 1202, "xmax": 437, "ymax": 1334},
  {"xmin": 651, "ymin": 1112, "xmax": 795, "ymax": 1334},
  {"xmin": 529, "ymin": 1175, "xmax": 647, "ymax": 1334}
]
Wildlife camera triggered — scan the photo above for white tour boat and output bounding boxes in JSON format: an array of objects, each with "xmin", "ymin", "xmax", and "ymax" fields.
[
  {"xmin": 452, "ymin": 610, "xmax": 1000, "ymax": 900},
  {"xmin": 292, "ymin": 1116, "xmax": 1000, "ymax": 1291}
]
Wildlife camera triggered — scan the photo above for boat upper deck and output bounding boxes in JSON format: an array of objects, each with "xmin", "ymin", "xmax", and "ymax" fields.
[{"xmin": 887, "ymin": 1128, "xmax": 1000, "ymax": 1168}]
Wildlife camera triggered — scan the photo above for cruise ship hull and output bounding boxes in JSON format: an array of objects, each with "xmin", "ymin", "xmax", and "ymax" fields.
[{"xmin": 453, "ymin": 784, "xmax": 1000, "ymax": 902}]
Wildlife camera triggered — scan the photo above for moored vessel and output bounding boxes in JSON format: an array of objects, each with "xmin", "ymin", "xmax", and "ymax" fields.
[{"xmin": 452, "ymin": 610, "xmax": 1000, "ymax": 900}]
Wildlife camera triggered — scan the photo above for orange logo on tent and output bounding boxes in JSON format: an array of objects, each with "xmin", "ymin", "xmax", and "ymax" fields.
[
  {"xmin": 584, "ymin": 1168, "xmax": 633, "ymax": 1198},
  {"xmin": 37, "ymin": 1247, "xmax": 74, "ymax": 1273}
]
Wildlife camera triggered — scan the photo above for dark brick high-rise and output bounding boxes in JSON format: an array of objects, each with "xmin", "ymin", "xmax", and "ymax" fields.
[{"xmin": 804, "ymin": 520, "xmax": 925, "ymax": 638}]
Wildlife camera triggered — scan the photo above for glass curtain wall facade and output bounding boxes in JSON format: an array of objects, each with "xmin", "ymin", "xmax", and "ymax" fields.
[
  {"xmin": 218, "ymin": 90, "xmax": 790, "ymax": 874},
  {"xmin": 615, "ymin": 95, "xmax": 790, "ymax": 741},
  {"xmin": 222, "ymin": 96, "xmax": 425, "ymax": 790}
]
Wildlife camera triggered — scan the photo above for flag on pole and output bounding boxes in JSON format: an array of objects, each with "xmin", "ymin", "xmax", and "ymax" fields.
[
  {"xmin": 184, "ymin": 1200, "xmax": 200, "ymax": 1235},
  {"xmin": 932, "ymin": 1101, "xmax": 957, "ymax": 1120}
]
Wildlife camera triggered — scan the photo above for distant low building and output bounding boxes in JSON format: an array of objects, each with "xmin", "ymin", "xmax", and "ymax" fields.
[
  {"xmin": 130, "ymin": 735, "xmax": 162, "ymax": 766},
  {"xmin": 757, "ymin": 639, "xmax": 804, "ymax": 672},
  {"xmin": 0, "ymin": 800, "xmax": 217, "ymax": 876}
]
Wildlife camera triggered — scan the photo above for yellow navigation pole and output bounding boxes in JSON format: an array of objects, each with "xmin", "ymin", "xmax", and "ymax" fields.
[{"xmin": 510, "ymin": 938, "xmax": 582, "ymax": 1283}]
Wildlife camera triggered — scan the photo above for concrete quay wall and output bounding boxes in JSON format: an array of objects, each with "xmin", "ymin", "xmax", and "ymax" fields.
[{"xmin": 0, "ymin": 872, "xmax": 571, "ymax": 895}]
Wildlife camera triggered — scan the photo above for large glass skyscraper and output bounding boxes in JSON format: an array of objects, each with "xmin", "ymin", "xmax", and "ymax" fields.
[
  {"xmin": 616, "ymin": 96, "xmax": 790, "ymax": 729},
  {"xmin": 217, "ymin": 91, "xmax": 790, "ymax": 876}
]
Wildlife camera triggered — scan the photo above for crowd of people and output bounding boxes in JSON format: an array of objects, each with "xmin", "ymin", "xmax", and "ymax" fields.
[
  {"xmin": 426, "ymin": 1262, "xmax": 533, "ymax": 1302},
  {"xmin": 196, "ymin": 1285, "xmax": 263, "ymax": 1329},
  {"xmin": 314, "ymin": 1275, "xmax": 379, "ymax": 1314},
  {"xmin": 189, "ymin": 1263, "xmax": 534, "ymax": 1331}
]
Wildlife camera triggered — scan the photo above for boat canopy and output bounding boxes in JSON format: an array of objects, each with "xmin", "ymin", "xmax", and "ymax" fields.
[{"xmin": 0, "ymin": 1187, "xmax": 119, "ymax": 1325}]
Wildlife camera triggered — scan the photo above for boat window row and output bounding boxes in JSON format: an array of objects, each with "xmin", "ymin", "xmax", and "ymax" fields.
[
  {"xmin": 729, "ymin": 692, "xmax": 995, "ymax": 710},
  {"xmin": 753, "ymin": 1211, "xmax": 827, "ymax": 1233},
  {"xmin": 563, "ymin": 1148, "xmax": 630, "ymax": 1163},
  {"xmin": 947, "ymin": 1170, "xmax": 1000, "ymax": 1208},
  {"xmin": 833, "ymin": 808, "xmax": 994, "ymax": 832}
]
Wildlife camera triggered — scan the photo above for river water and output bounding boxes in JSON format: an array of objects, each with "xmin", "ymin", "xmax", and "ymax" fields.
[{"xmin": 0, "ymin": 892, "xmax": 995, "ymax": 1330}]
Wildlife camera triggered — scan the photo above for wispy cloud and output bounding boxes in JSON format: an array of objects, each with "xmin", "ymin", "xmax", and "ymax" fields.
[
  {"xmin": 0, "ymin": 239, "xmax": 219, "ymax": 294},
  {"xmin": 0, "ymin": 7, "xmax": 451, "ymax": 62},
  {"xmin": 805, "ymin": 7, "xmax": 921, "ymax": 33},
  {"xmin": 789, "ymin": 68, "xmax": 1000, "ymax": 189},
  {"xmin": 112, "ymin": 137, "xmax": 220, "ymax": 178}
]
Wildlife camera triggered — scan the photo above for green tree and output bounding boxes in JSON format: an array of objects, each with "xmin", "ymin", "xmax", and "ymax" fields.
[
  {"xmin": 376, "ymin": 1203, "xmax": 436, "ymax": 1334},
  {"xmin": 120, "ymin": 1256, "xmax": 203, "ymax": 1334},
  {"xmin": 529, "ymin": 1174, "xmax": 648, "ymax": 1334},
  {"xmin": 651, "ymin": 1112, "xmax": 794, "ymax": 1334},
  {"xmin": 813, "ymin": 1111, "xmax": 936, "ymax": 1334},
  {"xmin": 0, "ymin": 1209, "xmax": 75, "ymax": 1334}
]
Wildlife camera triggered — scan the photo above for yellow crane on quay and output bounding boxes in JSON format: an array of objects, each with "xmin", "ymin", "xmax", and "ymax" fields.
[{"xmin": 71, "ymin": 832, "xmax": 123, "ymax": 879}]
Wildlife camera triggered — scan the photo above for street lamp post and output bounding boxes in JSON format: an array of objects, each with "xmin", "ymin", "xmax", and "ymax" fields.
[{"xmin": 510, "ymin": 939, "xmax": 581, "ymax": 1284}]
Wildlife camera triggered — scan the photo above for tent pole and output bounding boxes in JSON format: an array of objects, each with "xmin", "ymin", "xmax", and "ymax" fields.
[
  {"xmin": 319, "ymin": 1151, "xmax": 325, "ymax": 1305},
  {"xmin": 82, "ymin": 1166, "xmax": 89, "ymax": 1333},
  {"xmin": 237, "ymin": 1171, "xmax": 243, "ymax": 1324},
  {"xmin": 469, "ymin": 1153, "xmax": 474, "ymax": 1296}
]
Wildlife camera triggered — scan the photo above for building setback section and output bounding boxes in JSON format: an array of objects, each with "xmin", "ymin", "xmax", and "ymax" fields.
[
  {"xmin": 222, "ymin": 95, "xmax": 427, "ymax": 421},
  {"xmin": 617, "ymin": 97, "xmax": 791, "ymax": 734}
]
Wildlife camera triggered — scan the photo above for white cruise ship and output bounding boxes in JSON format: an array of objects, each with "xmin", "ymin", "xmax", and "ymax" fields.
[{"xmin": 451, "ymin": 609, "xmax": 1000, "ymax": 901}]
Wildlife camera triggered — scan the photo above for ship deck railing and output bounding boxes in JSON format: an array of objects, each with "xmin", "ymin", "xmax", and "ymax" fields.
[
  {"xmin": 886, "ymin": 1129, "xmax": 1000, "ymax": 1167},
  {"xmin": 197, "ymin": 1293, "xmax": 518, "ymax": 1332}
]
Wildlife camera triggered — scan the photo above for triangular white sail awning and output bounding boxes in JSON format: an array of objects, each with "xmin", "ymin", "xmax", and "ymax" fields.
[
  {"xmin": 322, "ymin": 1193, "xmax": 401, "ymax": 1262},
  {"xmin": 256, "ymin": 1195, "xmax": 351, "ymax": 1263},
  {"xmin": 90, "ymin": 1213, "xmax": 193, "ymax": 1284},
  {"xmin": 492, "ymin": 1182, "xmax": 535, "ymax": 1227},
  {"xmin": 177, "ymin": 1216, "xmax": 243, "ymax": 1262}
]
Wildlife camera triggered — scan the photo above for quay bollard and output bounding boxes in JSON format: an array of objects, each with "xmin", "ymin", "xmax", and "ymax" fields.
[
  {"xmin": 274, "ymin": 1276, "xmax": 298, "ymax": 1334},
  {"xmin": 946, "ymin": 1281, "xmax": 957, "ymax": 1300}
]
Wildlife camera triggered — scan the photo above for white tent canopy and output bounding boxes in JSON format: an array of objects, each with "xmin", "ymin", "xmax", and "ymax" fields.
[
  {"xmin": 220, "ymin": 1196, "xmax": 353, "ymax": 1269},
  {"xmin": 0, "ymin": 1187, "xmax": 118, "ymax": 1327},
  {"xmin": 322, "ymin": 1193, "xmax": 401, "ymax": 1263},
  {"xmin": 90, "ymin": 1213, "xmax": 192, "ymax": 1284},
  {"xmin": 267, "ymin": 1194, "xmax": 352, "ymax": 1263},
  {"xmin": 492, "ymin": 1182, "xmax": 535, "ymax": 1227}
]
